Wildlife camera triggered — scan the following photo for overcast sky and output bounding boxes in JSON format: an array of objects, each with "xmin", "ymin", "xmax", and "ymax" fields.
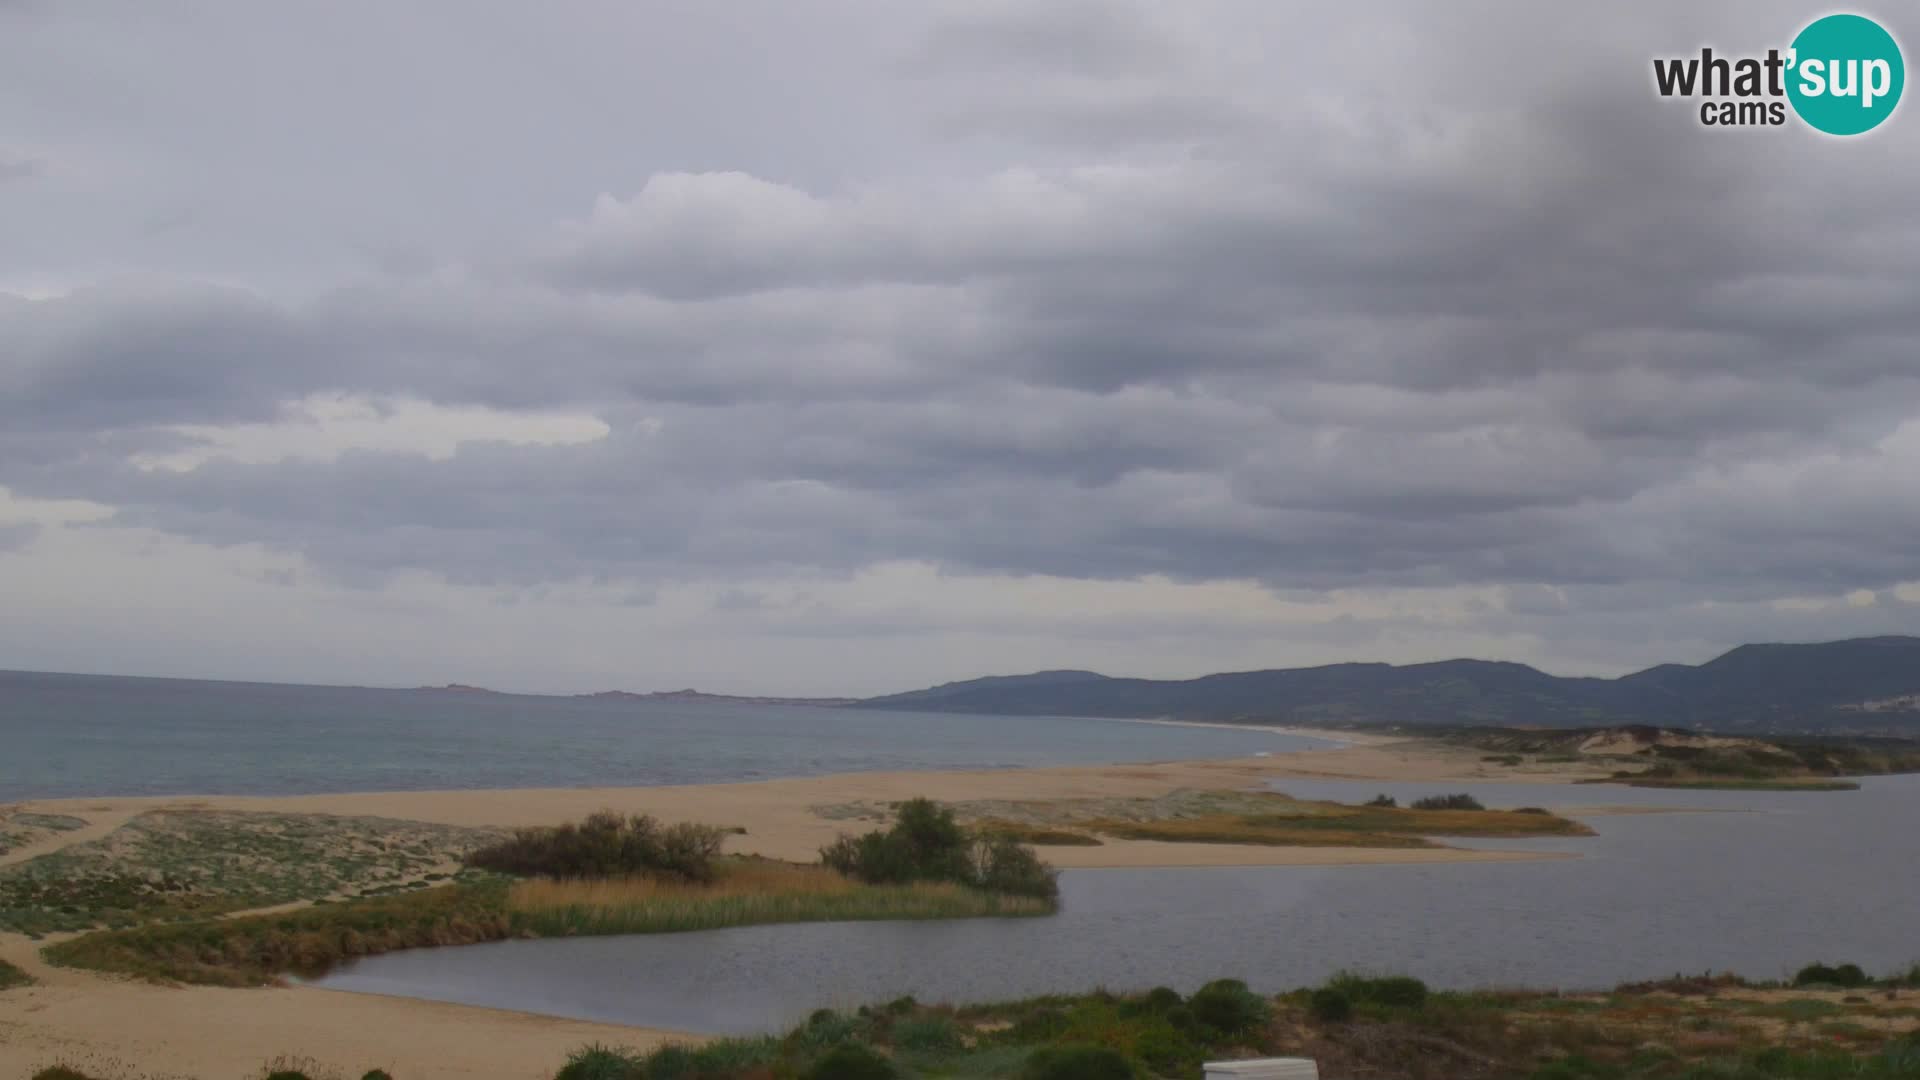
[{"xmin": 3, "ymin": 1, "xmax": 1918, "ymax": 695}]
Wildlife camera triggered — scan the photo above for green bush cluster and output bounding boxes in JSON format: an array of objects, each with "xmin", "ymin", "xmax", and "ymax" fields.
[
  {"xmin": 1309, "ymin": 987, "xmax": 1353, "ymax": 1022},
  {"xmin": 465, "ymin": 811, "xmax": 728, "ymax": 883},
  {"xmin": 554, "ymin": 1037, "xmax": 783, "ymax": 1080},
  {"xmin": 820, "ymin": 798, "xmax": 1059, "ymax": 900},
  {"xmin": 1793, "ymin": 961, "xmax": 1870, "ymax": 988},
  {"xmin": 1188, "ymin": 978, "xmax": 1270, "ymax": 1037},
  {"xmin": 1364, "ymin": 794, "xmax": 1398, "ymax": 807},
  {"xmin": 1019, "ymin": 1044, "xmax": 1136, "ymax": 1080},
  {"xmin": 1326, "ymin": 972, "xmax": 1430, "ymax": 1009},
  {"xmin": 1410, "ymin": 793, "xmax": 1485, "ymax": 811}
]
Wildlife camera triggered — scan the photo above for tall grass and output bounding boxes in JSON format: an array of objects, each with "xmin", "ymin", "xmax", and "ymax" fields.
[{"xmin": 509, "ymin": 862, "xmax": 1052, "ymax": 936}]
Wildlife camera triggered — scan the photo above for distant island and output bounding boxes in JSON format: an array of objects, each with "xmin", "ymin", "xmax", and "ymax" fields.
[
  {"xmin": 574, "ymin": 689, "xmax": 862, "ymax": 707},
  {"xmin": 410, "ymin": 683, "xmax": 859, "ymax": 707}
]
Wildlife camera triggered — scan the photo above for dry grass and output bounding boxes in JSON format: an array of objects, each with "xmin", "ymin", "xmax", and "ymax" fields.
[
  {"xmin": 508, "ymin": 859, "xmax": 1054, "ymax": 936},
  {"xmin": 1082, "ymin": 798, "xmax": 1593, "ymax": 847},
  {"xmin": 972, "ymin": 820, "xmax": 1104, "ymax": 846}
]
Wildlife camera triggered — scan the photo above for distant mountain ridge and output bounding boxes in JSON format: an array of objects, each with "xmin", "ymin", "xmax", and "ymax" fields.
[{"xmin": 854, "ymin": 636, "xmax": 1920, "ymax": 737}]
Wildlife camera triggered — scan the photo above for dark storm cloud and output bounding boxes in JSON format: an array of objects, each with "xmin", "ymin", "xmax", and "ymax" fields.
[{"xmin": 4, "ymin": 0, "xmax": 1919, "ymax": 679}]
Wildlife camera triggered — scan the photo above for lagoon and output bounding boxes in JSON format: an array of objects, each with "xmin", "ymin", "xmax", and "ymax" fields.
[{"xmin": 314, "ymin": 775, "xmax": 1920, "ymax": 1035}]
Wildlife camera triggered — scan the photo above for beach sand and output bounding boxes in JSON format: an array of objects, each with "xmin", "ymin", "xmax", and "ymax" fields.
[{"xmin": 1, "ymin": 734, "xmax": 1608, "ymax": 1079}]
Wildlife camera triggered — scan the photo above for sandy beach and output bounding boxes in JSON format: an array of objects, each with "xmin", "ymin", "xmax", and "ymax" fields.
[{"xmin": 1, "ymin": 735, "xmax": 1609, "ymax": 1079}]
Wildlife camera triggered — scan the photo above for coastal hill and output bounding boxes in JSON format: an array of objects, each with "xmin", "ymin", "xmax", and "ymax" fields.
[{"xmin": 856, "ymin": 636, "xmax": 1920, "ymax": 737}]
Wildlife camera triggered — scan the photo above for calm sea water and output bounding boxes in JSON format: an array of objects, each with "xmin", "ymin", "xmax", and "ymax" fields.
[
  {"xmin": 316, "ymin": 776, "xmax": 1920, "ymax": 1034},
  {"xmin": 0, "ymin": 669, "xmax": 1321, "ymax": 801}
]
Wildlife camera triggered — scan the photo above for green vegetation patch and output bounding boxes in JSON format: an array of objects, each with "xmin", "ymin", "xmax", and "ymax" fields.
[
  {"xmin": 837, "ymin": 788, "xmax": 1590, "ymax": 851},
  {"xmin": 464, "ymin": 811, "xmax": 728, "ymax": 883},
  {"xmin": 822, "ymin": 798, "xmax": 1060, "ymax": 900},
  {"xmin": 0, "ymin": 810, "xmax": 88, "ymax": 856},
  {"xmin": 0, "ymin": 810, "xmax": 503, "ymax": 936},
  {"xmin": 0, "ymin": 954, "xmax": 32, "ymax": 989},
  {"xmin": 42, "ymin": 880, "xmax": 514, "ymax": 986}
]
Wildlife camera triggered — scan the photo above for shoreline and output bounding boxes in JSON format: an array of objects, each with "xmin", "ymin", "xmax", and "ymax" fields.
[{"xmin": 13, "ymin": 737, "xmax": 1612, "ymax": 869}]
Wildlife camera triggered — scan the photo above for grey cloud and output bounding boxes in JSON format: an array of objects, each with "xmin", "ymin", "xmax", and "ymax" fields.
[{"xmin": 4, "ymin": 0, "xmax": 1919, "ymax": 687}]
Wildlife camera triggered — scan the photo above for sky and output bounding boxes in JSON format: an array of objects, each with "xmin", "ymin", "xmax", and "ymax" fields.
[{"xmin": 3, "ymin": 1, "xmax": 1918, "ymax": 696}]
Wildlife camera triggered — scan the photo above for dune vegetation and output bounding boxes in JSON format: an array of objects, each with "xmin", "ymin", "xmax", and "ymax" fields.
[
  {"xmin": 25, "ymin": 961, "xmax": 1920, "ymax": 1080},
  {"xmin": 548, "ymin": 967, "xmax": 1920, "ymax": 1080},
  {"xmin": 40, "ymin": 801, "xmax": 1058, "ymax": 986},
  {"xmin": 0, "ymin": 954, "xmax": 32, "ymax": 989}
]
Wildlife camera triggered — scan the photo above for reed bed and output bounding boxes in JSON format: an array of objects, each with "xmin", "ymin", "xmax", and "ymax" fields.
[{"xmin": 508, "ymin": 862, "xmax": 1054, "ymax": 936}]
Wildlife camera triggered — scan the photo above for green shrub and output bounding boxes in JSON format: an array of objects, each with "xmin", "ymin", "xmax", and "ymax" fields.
[
  {"xmin": 466, "ymin": 812, "xmax": 726, "ymax": 883},
  {"xmin": 822, "ymin": 799, "xmax": 1058, "ymax": 900},
  {"xmin": 33, "ymin": 1069, "xmax": 102, "ymax": 1080},
  {"xmin": 1020, "ymin": 1044, "xmax": 1137, "ymax": 1080},
  {"xmin": 1130, "ymin": 1021, "xmax": 1202, "ymax": 1075},
  {"xmin": 794, "ymin": 1009, "xmax": 861, "ymax": 1051},
  {"xmin": 1793, "ymin": 962, "xmax": 1870, "ymax": 988},
  {"xmin": 1142, "ymin": 986, "xmax": 1184, "ymax": 1013},
  {"xmin": 639, "ymin": 1045, "xmax": 695, "ymax": 1080},
  {"xmin": 804, "ymin": 1043, "xmax": 898, "ymax": 1080},
  {"xmin": 1309, "ymin": 987, "xmax": 1353, "ymax": 1023},
  {"xmin": 1410, "ymin": 793, "xmax": 1484, "ymax": 811},
  {"xmin": 361, "ymin": 1072, "xmax": 394, "ymax": 1080},
  {"xmin": 686, "ymin": 1035, "xmax": 780, "ymax": 1075},
  {"xmin": 554, "ymin": 1043, "xmax": 646, "ymax": 1080},
  {"xmin": 1365, "ymin": 794, "xmax": 1398, "ymax": 807},
  {"xmin": 893, "ymin": 1014, "xmax": 966, "ymax": 1055},
  {"xmin": 1328, "ymin": 972, "xmax": 1429, "ymax": 1009},
  {"xmin": 1189, "ymin": 977, "xmax": 1269, "ymax": 1036}
]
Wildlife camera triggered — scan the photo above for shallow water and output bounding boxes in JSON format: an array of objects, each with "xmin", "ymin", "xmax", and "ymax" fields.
[
  {"xmin": 0, "ymin": 669, "xmax": 1320, "ymax": 799},
  {"xmin": 316, "ymin": 775, "xmax": 1920, "ymax": 1034}
]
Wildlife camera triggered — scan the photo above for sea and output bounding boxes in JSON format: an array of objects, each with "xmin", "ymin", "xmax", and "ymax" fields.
[{"xmin": 0, "ymin": 669, "xmax": 1319, "ymax": 801}]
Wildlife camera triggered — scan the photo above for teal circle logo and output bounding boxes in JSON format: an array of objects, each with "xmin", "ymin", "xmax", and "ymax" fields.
[{"xmin": 1787, "ymin": 14, "xmax": 1905, "ymax": 135}]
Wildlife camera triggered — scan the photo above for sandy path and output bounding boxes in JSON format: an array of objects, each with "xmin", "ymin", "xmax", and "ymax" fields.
[{"xmin": 0, "ymin": 805, "xmax": 146, "ymax": 869}]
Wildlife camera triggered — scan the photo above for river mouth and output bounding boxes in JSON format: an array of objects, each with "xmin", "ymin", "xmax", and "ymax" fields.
[{"xmin": 310, "ymin": 775, "xmax": 1920, "ymax": 1035}]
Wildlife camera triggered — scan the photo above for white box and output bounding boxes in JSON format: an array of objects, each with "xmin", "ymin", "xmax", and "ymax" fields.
[{"xmin": 1203, "ymin": 1059, "xmax": 1319, "ymax": 1080}]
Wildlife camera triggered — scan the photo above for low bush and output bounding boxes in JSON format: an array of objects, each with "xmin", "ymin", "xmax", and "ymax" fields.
[
  {"xmin": 893, "ymin": 1013, "xmax": 966, "ymax": 1054},
  {"xmin": 362, "ymin": 1072, "xmax": 394, "ymax": 1080},
  {"xmin": 1020, "ymin": 1044, "xmax": 1137, "ymax": 1080},
  {"xmin": 1410, "ymin": 793, "xmax": 1485, "ymax": 811},
  {"xmin": 1189, "ymin": 977, "xmax": 1269, "ymax": 1036},
  {"xmin": 466, "ymin": 811, "xmax": 727, "ymax": 883},
  {"xmin": 822, "ymin": 798, "xmax": 1059, "ymax": 900},
  {"xmin": 554, "ymin": 1043, "xmax": 645, "ymax": 1080},
  {"xmin": 804, "ymin": 1043, "xmax": 898, "ymax": 1080},
  {"xmin": 1309, "ymin": 987, "xmax": 1353, "ymax": 1022},
  {"xmin": 1328, "ymin": 972, "xmax": 1430, "ymax": 1009},
  {"xmin": 1364, "ymin": 794, "xmax": 1398, "ymax": 807},
  {"xmin": 1793, "ymin": 961, "xmax": 1870, "ymax": 988}
]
